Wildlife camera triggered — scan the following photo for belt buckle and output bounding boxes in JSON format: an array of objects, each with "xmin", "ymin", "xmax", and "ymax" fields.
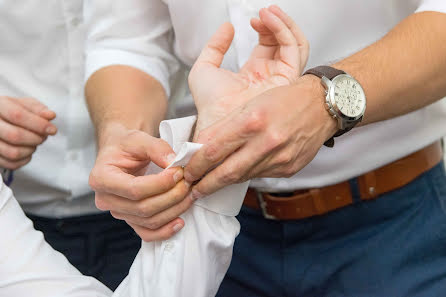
[{"xmin": 255, "ymin": 189, "xmax": 277, "ymax": 220}]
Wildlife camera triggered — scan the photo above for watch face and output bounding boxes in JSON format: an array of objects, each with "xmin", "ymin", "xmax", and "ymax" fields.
[{"xmin": 331, "ymin": 75, "xmax": 366, "ymax": 118}]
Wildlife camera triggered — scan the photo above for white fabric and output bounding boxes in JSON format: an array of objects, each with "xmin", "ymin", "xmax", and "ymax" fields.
[
  {"xmin": 0, "ymin": 179, "xmax": 112, "ymax": 296},
  {"xmin": 0, "ymin": 0, "xmax": 99, "ymax": 217},
  {"xmin": 85, "ymin": 0, "xmax": 446, "ymax": 192},
  {"xmin": 114, "ymin": 116, "xmax": 249, "ymax": 297},
  {"xmin": 0, "ymin": 117, "xmax": 248, "ymax": 297}
]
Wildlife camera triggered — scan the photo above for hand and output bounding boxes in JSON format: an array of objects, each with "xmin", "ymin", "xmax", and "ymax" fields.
[
  {"xmin": 89, "ymin": 123, "xmax": 193, "ymax": 241},
  {"xmin": 183, "ymin": 6, "xmax": 337, "ymax": 198},
  {"xmin": 189, "ymin": 5, "xmax": 309, "ymax": 135},
  {"xmin": 0, "ymin": 96, "xmax": 57, "ymax": 169}
]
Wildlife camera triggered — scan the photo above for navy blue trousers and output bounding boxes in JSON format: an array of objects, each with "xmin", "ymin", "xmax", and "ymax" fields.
[
  {"xmin": 217, "ymin": 162, "xmax": 446, "ymax": 297},
  {"xmin": 26, "ymin": 211, "xmax": 141, "ymax": 291}
]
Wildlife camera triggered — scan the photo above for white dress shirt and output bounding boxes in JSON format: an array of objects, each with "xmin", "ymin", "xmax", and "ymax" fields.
[
  {"xmin": 0, "ymin": 0, "xmax": 99, "ymax": 217},
  {"xmin": 0, "ymin": 117, "xmax": 249, "ymax": 297},
  {"xmin": 86, "ymin": 0, "xmax": 446, "ymax": 192}
]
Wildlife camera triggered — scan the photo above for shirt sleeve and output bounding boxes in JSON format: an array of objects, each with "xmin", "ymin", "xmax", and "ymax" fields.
[
  {"xmin": 113, "ymin": 116, "xmax": 249, "ymax": 297},
  {"xmin": 0, "ymin": 183, "xmax": 112, "ymax": 297},
  {"xmin": 84, "ymin": 0, "xmax": 180, "ymax": 97},
  {"xmin": 416, "ymin": 0, "xmax": 446, "ymax": 14}
]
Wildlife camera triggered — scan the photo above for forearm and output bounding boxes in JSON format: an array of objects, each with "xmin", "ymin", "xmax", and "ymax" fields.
[
  {"xmin": 333, "ymin": 11, "xmax": 446, "ymax": 125},
  {"xmin": 85, "ymin": 65, "xmax": 168, "ymax": 148}
]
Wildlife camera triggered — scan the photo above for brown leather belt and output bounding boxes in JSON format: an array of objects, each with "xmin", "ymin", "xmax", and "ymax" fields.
[{"xmin": 244, "ymin": 141, "xmax": 443, "ymax": 220}]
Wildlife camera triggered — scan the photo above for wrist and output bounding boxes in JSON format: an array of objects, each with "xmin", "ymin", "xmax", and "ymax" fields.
[{"xmin": 299, "ymin": 75, "xmax": 338, "ymax": 143}]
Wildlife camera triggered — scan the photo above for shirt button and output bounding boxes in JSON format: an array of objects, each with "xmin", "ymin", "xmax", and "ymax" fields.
[{"xmin": 164, "ymin": 241, "xmax": 175, "ymax": 253}]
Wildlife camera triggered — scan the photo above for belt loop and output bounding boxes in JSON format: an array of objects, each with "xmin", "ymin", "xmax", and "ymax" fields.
[
  {"xmin": 361, "ymin": 171, "xmax": 378, "ymax": 200},
  {"xmin": 310, "ymin": 188, "xmax": 325, "ymax": 215},
  {"xmin": 255, "ymin": 189, "xmax": 277, "ymax": 220}
]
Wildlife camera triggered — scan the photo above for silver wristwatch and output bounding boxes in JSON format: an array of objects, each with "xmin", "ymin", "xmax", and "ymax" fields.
[{"xmin": 304, "ymin": 66, "xmax": 367, "ymax": 147}]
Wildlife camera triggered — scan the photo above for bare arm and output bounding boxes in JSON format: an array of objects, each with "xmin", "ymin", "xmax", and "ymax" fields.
[
  {"xmin": 85, "ymin": 65, "xmax": 167, "ymax": 146},
  {"xmin": 334, "ymin": 11, "xmax": 446, "ymax": 125}
]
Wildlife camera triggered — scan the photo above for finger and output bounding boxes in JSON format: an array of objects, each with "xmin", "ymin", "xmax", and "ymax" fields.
[
  {"xmin": 127, "ymin": 218, "xmax": 184, "ymax": 242},
  {"xmin": 183, "ymin": 110, "xmax": 256, "ymax": 183},
  {"xmin": 250, "ymin": 17, "xmax": 278, "ymax": 46},
  {"xmin": 0, "ymin": 139, "xmax": 36, "ymax": 161},
  {"xmin": 90, "ymin": 165, "xmax": 183, "ymax": 201},
  {"xmin": 95, "ymin": 180, "xmax": 190, "ymax": 217},
  {"xmin": 0, "ymin": 120, "xmax": 45, "ymax": 146},
  {"xmin": 268, "ymin": 5, "xmax": 309, "ymax": 66},
  {"xmin": 188, "ymin": 141, "xmax": 264, "ymax": 198},
  {"xmin": 15, "ymin": 97, "xmax": 56, "ymax": 120},
  {"xmin": 0, "ymin": 99, "xmax": 57, "ymax": 135},
  {"xmin": 268, "ymin": 5, "xmax": 308, "ymax": 48},
  {"xmin": 121, "ymin": 132, "xmax": 176, "ymax": 169},
  {"xmin": 259, "ymin": 8, "xmax": 299, "ymax": 68},
  {"xmin": 0, "ymin": 155, "xmax": 32, "ymax": 170},
  {"xmin": 110, "ymin": 191, "xmax": 193, "ymax": 230},
  {"xmin": 193, "ymin": 22, "xmax": 235, "ymax": 68}
]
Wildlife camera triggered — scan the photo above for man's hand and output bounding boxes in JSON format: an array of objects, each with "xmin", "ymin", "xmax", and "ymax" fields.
[
  {"xmin": 184, "ymin": 5, "xmax": 316, "ymax": 198},
  {"xmin": 184, "ymin": 76, "xmax": 337, "ymax": 198},
  {"xmin": 185, "ymin": 11, "xmax": 446, "ymax": 198},
  {"xmin": 0, "ymin": 96, "xmax": 57, "ymax": 169},
  {"xmin": 189, "ymin": 5, "xmax": 308, "ymax": 134},
  {"xmin": 89, "ymin": 123, "xmax": 192, "ymax": 241}
]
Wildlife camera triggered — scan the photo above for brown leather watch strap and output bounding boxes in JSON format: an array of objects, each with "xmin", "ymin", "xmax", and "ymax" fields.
[
  {"xmin": 304, "ymin": 65, "xmax": 345, "ymax": 80},
  {"xmin": 304, "ymin": 66, "xmax": 351, "ymax": 147}
]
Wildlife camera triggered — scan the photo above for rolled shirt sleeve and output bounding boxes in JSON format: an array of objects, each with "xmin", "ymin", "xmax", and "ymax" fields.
[
  {"xmin": 84, "ymin": 0, "xmax": 179, "ymax": 97},
  {"xmin": 416, "ymin": 0, "xmax": 446, "ymax": 14}
]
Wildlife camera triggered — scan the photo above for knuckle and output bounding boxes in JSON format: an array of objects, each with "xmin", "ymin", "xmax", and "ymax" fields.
[
  {"xmin": 204, "ymin": 144, "xmax": 220, "ymax": 163},
  {"xmin": 8, "ymin": 109, "xmax": 23, "ymax": 122},
  {"xmin": 220, "ymin": 168, "xmax": 241, "ymax": 185},
  {"xmin": 144, "ymin": 217, "xmax": 161, "ymax": 230},
  {"xmin": 137, "ymin": 201, "xmax": 155, "ymax": 217},
  {"xmin": 243, "ymin": 110, "xmax": 266, "ymax": 134},
  {"xmin": 275, "ymin": 152, "xmax": 294, "ymax": 166},
  {"xmin": 6, "ymin": 130, "xmax": 22, "ymax": 144},
  {"xmin": 265, "ymin": 131, "xmax": 287, "ymax": 151}
]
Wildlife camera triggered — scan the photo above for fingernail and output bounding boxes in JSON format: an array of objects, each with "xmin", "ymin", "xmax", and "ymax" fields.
[
  {"xmin": 166, "ymin": 153, "xmax": 176, "ymax": 164},
  {"xmin": 46, "ymin": 126, "xmax": 57, "ymax": 134},
  {"xmin": 173, "ymin": 169, "xmax": 183, "ymax": 183},
  {"xmin": 173, "ymin": 223, "xmax": 183, "ymax": 233},
  {"xmin": 184, "ymin": 181, "xmax": 191, "ymax": 188}
]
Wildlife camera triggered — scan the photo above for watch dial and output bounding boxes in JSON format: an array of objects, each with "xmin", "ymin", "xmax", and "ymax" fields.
[{"xmin": 333, "ymin": 76, "xmax": 366, "ymax": 117}]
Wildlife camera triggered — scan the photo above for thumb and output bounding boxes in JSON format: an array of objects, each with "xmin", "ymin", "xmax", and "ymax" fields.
[
  {"xmin": 194, "ymin": 22, "xmax": 235, "ymax": 68},
  {"xmin": 121, "ymin": 131, "xmax": 176, "ymax": 169}
]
